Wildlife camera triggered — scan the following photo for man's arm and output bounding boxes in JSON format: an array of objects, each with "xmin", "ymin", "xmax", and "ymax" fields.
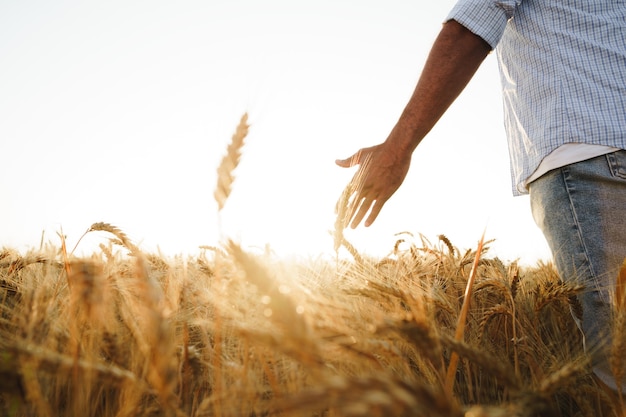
[{"xmin": 336, "ymin": 20, "xmax": 491, "ymax": 228}]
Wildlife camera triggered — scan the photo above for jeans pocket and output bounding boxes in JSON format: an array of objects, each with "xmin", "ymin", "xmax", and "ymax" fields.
[{"xmin": 606, "ymin": 150, "xmax": 626, "ymax": 180}]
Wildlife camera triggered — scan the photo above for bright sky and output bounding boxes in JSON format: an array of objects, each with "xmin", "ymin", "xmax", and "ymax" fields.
[{"xmin": 0, "ymin": 1, "xmax": 552, "ymax": 264}]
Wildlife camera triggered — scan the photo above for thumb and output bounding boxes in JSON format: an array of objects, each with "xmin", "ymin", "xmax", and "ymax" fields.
[{"xmin": 335, "ymin": 151, "xmax": 361, "ymax": 168}]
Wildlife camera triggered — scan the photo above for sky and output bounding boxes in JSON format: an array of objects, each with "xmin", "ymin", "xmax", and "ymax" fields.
[{"xmin": 0, "ymin": 1, "xmax": 552, "ymax": 264}]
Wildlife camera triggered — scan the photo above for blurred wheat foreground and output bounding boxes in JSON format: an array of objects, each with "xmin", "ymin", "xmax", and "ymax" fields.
[{"xmin": 1, "ymin": 114, "xmax": 625, "ymax": 417}]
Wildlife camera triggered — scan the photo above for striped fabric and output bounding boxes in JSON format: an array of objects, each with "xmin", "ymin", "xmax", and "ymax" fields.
[{"xmin": 447, "ymin": 1, "xmax": 626, "ymax": 195}]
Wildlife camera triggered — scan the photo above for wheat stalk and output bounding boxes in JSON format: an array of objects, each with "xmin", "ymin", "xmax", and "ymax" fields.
[
  {"xmin": 339, "ymin": 236, "xmax": 364, "ymax": 265},
  {"xmin": 445, "ymin": 229, "xmax": 486, "ymax": 397},
  {"xmin": 209, "ymin": 116, "xmax": 251, "ymax": 415},
  {"xmin": 214, "ymin": 113, "xmax": 249, "ymax": 212},
  {"xmin": 616, "ymin": 258, "xmax": 626, "ymax": 309},
  {"xmin": 611, "ymin": 258, "xmax": 626, "ymax": 408}
]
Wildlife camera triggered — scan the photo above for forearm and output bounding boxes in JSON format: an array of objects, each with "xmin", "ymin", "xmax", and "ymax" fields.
[{"xmin": 388, "ymin": 20, "xmax": 491, "ymax": 153}]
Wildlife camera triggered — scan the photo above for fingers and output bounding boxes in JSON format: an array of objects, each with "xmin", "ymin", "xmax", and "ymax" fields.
[
  {"xmin": 340, "ymin": 164, "xmax": 379, "ymax": 228},
  {"xmin": 364, "ymin": 199, "xmax": 385, "ymax": 227},
  {"xmin": 345, "ymin": 191, "xmax": 389, "ymax": 228},
  {"xmin": 347, "ymin": 195, "xmax": 378, "ymax": 229},
  {"xmin": 349, "ymin": 198, "xmax": 370, "ymax": 229}
]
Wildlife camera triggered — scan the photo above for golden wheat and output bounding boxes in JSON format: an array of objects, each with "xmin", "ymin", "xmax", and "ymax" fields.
[
  {"xmin": 2, "ymin": 233, "xmax": 622, "ymax": 416},
  {"xmin": 213, "ymin": 113, "xmax": 249, "ymax": 212}
]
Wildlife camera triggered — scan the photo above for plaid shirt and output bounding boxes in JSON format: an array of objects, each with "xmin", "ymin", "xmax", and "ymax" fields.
[{"xmin": 447, "ymin": 0, "xmax": 626, "ymax": 195}]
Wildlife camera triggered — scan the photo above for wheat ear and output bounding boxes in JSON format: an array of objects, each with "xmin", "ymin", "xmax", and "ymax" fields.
[
  {"xmin": 332, "ymin": 152, "xmax": 373, "ymax": 252},
  {"xmin": 92, "ymin": 222, "xmax": 138, "ymax": 253},
  {"xmin": 57, "ymin": 228, "xmax": 72, "ymax": 281},
  {"xmin": 214, "ymin": 113, "xmax": 249, "ymax": 211},
  {"xmin": 69, "ymin": 222, "xmax": 138, "ymax": 256}
]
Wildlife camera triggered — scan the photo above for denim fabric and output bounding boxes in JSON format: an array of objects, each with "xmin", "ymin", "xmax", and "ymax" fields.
[{"xmin": 529, "ymin": 150, "xmax": 626, "ymax": 392}]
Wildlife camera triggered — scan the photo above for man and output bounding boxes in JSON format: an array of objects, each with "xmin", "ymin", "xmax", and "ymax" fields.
[{"xmin": 336, "ymin": 0, "xmax": 626, "ymax": 395}]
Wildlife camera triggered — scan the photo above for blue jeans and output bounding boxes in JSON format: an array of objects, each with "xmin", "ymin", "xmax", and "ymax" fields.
[{"xmin": 529, "ymin": 150, "xmax": 626, "ymax": 392}]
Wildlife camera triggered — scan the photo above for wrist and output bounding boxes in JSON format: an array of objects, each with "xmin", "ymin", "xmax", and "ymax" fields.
[{"xmin": 385, "ymin": 118, "xmax": 425, "ymax": 154}]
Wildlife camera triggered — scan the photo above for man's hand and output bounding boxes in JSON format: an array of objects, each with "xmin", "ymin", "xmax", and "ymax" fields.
[
  {"xmin": 335, "ymin": 142, "xmax": 411, "ymax": 229},
  {"xmin": 334, "ymin": 20, "xmax": 490, "ymax": 230}
]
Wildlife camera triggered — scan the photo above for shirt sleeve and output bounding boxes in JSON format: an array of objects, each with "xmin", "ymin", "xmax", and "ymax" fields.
[{"xmin": 446, "ymin": 0, "xmax": 521, "ymax": 49}]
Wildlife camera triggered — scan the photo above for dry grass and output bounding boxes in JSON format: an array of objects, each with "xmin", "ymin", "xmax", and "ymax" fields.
[{"xmin": 1, "ymin": 114, "xmax": 623, "ymax": 417}]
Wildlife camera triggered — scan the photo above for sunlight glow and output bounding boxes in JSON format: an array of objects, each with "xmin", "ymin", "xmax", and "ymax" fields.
[{"xmin": 0, "ymin": 1, "xmax": 551, "ymax": 265}]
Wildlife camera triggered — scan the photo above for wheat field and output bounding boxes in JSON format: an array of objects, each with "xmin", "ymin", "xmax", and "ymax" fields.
[{"xmin": 1, "ymin": 115, "xmax": 624, "ymax": 417}]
